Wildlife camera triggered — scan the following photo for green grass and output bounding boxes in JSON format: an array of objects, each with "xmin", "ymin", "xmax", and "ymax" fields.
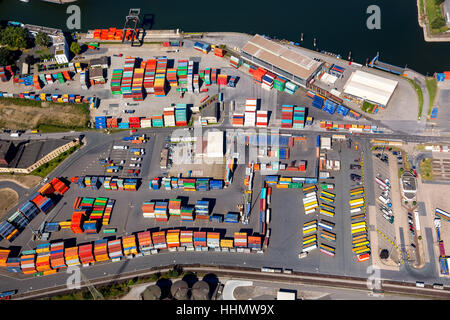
[
  {"xmin": 361, "ymin": 101, "xmax": 375, "ymax": 113},
  {"xmin": 419, "ymin": 158, "xmax": 433, "ymax": 180},
  {"xmin": 407, "ymin": 79, "xmax": 424, "ymax": 120},
  {"xmin": 425, "ymin": 0, "xmax": 449, "ymax": 33},
  {"xmin": 426, "ymin": 77, "xmax": 438, "ymax": 116},
  {"xmin": 420, "ymin": 0, "xmax": 425, "ymax": 14},
  {"xmin": 30, "ymin": 143, "xmax": 81, "ymax": 178}
]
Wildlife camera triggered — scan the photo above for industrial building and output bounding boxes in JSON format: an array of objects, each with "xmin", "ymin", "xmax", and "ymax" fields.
[
  {"xmin": 200, "ymin": 103, "xmax": 219, "ymax": 124},
  {"xmin": 343, "ymin": 70, "xmax": 398, "ymax": 107},
  {"xmin": 24, "ymin": 24, "xmax": 69, "ymax": 65},
  {"xmin": 241, "ymin": 34, "xmax": 323, "ymax": 87},
  {"xmin": 0, "ymin": 141, "xmax": 16, "ymax": 166}
]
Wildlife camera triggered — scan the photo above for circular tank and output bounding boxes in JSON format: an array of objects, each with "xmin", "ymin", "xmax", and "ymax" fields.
[
  {"xmin": 191, "ymin": 280, "xmax": 210, "ymax": 300},
  {"xmin": 171, "ymin": 280, "xmax": 189, "ymax": 300},
  {"xmin": 141, "ymin": 285, "xmax": 161, "ymax": 300}
]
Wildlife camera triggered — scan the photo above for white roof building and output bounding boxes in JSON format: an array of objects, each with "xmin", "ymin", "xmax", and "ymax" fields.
[
  {"xmin": 320, "ymin": 137, "xmax": 331, "ymax": 150},
  {"xmin": 277, "ymin": 290, "xmax": 296, "ymax": 300},
  {"xmin": 343, "ymin": 70, "xmax": 398, "ymax": 106},
  {"xmin": 206, "ymin": 131, "xmax": 224, "ymax": 158}
]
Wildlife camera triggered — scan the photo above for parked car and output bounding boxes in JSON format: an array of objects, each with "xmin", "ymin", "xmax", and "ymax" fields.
[
  {"xmin": 350, "ymin": 174, "xmax": 362, "ymax": 182},
  {"xmin": 350, "ymin": 164, "xmax": 361, "ymax": 170}
]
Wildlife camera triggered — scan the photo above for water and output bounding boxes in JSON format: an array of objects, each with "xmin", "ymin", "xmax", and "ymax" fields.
[{"xmin": 0, "ymin": 0, "xmax": 449, "ymax": 74}]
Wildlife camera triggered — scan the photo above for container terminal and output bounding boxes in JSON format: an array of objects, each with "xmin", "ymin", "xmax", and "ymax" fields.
[{"xmin": 0, "ymin": 10, "xmax": 450, "ymax": 300}]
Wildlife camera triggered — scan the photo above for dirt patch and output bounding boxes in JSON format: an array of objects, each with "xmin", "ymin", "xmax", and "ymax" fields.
[
  {"xmin": 0, "ymin": 100, "xmax": 88, "ymax": 130},
  {"xmin": 0, "ymin": 188, "xmax": 19, "ymax": 217},
  {"xmin": 0, "ymin": 174, "xmax": 42, "ymax": 188}
]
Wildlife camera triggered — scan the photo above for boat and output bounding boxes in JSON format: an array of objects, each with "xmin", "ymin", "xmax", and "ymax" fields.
[{"xmin": 7, "ymin": 21, "xmax": 24, "ymax": 27}]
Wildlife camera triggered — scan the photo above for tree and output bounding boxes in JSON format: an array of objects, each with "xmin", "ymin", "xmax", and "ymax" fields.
[
  {"xmin": 0, "ymin": 26, "xmax": 30, "ymax": 49},
  {"xmin": 70, "ymin": 42, "xmax": 81, "ymax": 55},
  {"xmin": 0, "ymin": 47, "xmax": 16, "ymax": 66},
  {"xmin": 431, "ymin": 16, "xmax": 446, "ymax": 29},
  {"xmin": 24, "ymin": 55, "xmax": 34, "ymax": 65},
  {"xmin": 35, "ymin": 31, "xmax": 51, "ymax": 47}
]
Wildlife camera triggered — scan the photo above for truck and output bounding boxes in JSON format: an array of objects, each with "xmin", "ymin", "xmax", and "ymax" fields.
[
  {"xmin": 10, "ymin": 133, "xmax": 20, "ymax": 138},
  {"xmin": 113, "ymin": 145, "xmax": 129, "ymax": 150}
]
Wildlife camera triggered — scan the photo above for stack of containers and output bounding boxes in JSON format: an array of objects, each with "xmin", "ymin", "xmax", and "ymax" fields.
[
  {"xmin": 210, "ymin": 180, "xmax": 224, "ymax": 190},
  {"xmin": 248, "ymin": 236, "xmax": 261, "ymax": 250},
  {"xmin": 211, "ymin": 68, "xmax": 217, "ymax": 84},
  {"xmin": 166, "ymin": 230, "xmax": 180, "ymax": 249},
  {"xmin": 196, "ymin": 178, "xmax": 210, "ymax": 191},
  {"xmin": 175, "ymin": 104, "xmax": 188, "ymax": 126},
  {"xmin": 217, "ymin": 74, "xmax": 228, "ymax": 85},
  {"xmin": 169, "ymin": 199, "xmax": 182, "ymax": 216},
  {"xmin": 124, "ymin": 179, "xmax": 138, "ymax": 191},
  {"xmin": 253, "ymin": 68, "xmax": 267, "ymax": 86},
  {"xmin": 142, "ymin": 201, "xmax": 155, "ymax": 218},
  {"xmin": 207, "ymin": 232, "xmax": 220, "ymax": 248},
  {"xmin": 193, "ymin": 41, "xmax": 211, "ymax": 54},
  {"xmin": 137, "ymin": 231, "xmax": 153, "ymax": 255},
  {"xmin": 274, "ymin": 76, "xmax": 286, "ymax": 92},
  {"xmin": 83, "ymin": 220, "xmax": 98, "ymax": 233},
  {"xmin": 8, "ymin": 211, "xmax": 29, "ymax": 231},
  {"xmin": 220, "ymin": 238, "xmax": 234, "ymax": 249},
  {"xmin": 155, "ymin": 201, "xmax": 169, "ymax": 221},
  {"xmin": 90, "ymin": 197, "xmax": 107, "ymax": 219},
  {"xmin": 110, "ymin": 69, "xmax": 123, "ymax": 95},
  {"xmin": 94, "ymin": 240, "xmax": 109, "ymax": 262},
  {"xmin": 49, "ymin": 242, "xmax": 66, "ymax": 270},
  {"xmin": 187, "ymin": 61, "xmax": 194, "ymax": 93},
  {"xmin": 284, "ymin": 81, "xmax": 298, "ymax": 95},
  {"xmin": 20, "ymin": 254, "xmax": 36, "ymax": 274},
  {"xmin": 214, "ymin": 47, "xmax": 225, "ymax": 57},
  {"xmin": 0, "ymin": 249, "xmax": 10, "ymax": 267},
  {"xmin": 6, "ymin": 258, "xmax": 21, "ymax": 273},
  {"xmin": 129, "ymin": 117, "xmax": 140, "ymax": 129},
  {"xmin": 50, "ymin": 178, "xmax": 67, "ymax": 194},
  {"xmin": 204, "ymin": 68, "xmax": 211, "ymax": 86},
  {"xmin": 71, "ymin": 209, "xmax": 86, "ymax": 234},
  {"xmin": 152, "ymin": 231, "xmax": 167, "ymax": 250},
  {"xmin": 95, "ymin": 116, "xmax": 107, "ymax": 129},
  {"xmin": 303, "ymin": 187, "xmax": 319, "ymax": 214},
  {"xmin": 122, "ymin": 235, "xmax": 138, "ymax": 256},
  {"xmin": 229, "ymin": 56, "xmax": 241, "ymax": 69},
  {"xmin": 193, "ymin": 231, "xmax": 207, "ymax": 248},
  {"xmin": 180, "ymin": 206, "xmax": 195, "ymax": 221},
  {"xmin": 293, "ymin": 107, "xmax": 306, "ymax": 129},
  {"xmin": 33, "ymin": 75, "xmax": 42, "ymax": 90},
  {"xmin": 31, "ymin": 194, "xmax": 54, "ymax": 214},
  {"xmin": 0, "ymin": 66, "xmax": 9, "ymax": 82},
  {"xmin": 163, "ymin": 107, "xmax": 176, "ymax": 127},
  {"xmin": 281, "ymin": 105, "xmax": 294, "ymax": 128},
  {"xmin": 131, "ymin": 67, "xmax": 144, "ymax": 101},
  {"xmin": 140, "ymin": 117, "xmax": 152, "ymax": 128},
  {"xmin": 35, "ymin": 244, "xmax": 52, "ymax": 273},
  {"xmin": 234, "ymin": 232, "xmax": 248, "ymax": 248},
  {"xmin": 78, "ymin": 244, "xmax": 95, "ymax": 265},
  {"xmin": 177, "ymin": 59, "xmax": 188, "ymax": 86},
  {"xmin": 302, "ymin": 233, "xmax": 318, "ymax": 253},
  {"xmin": 108, "ymin": 239, "xmax": 123, "ymax": 260},
  {"xmin": 193, "ymin": 73, "xmax": 200, "ymax": 93},
  {"xmin": 80, "ymin": 71, "xmax": 88, "ymax": 90},
  {"xmin": 195, "ymin": 200, "xmax": 209, "ymax": 220},
  {"xmin": 256, "ymin": 111, "xmax": 268, "ymax": 127},
  {"xmin": 0, "ymin": 221, "xmax": 19, "ymax": 242},
  {"xmin": 103, "ymin": 199, "xmax": 114, "ymax": 225},
  {"xmin": 232, "ymin": 113, "xmax": 244, "ymax": 126},
  {"xmin": 166, "ymin": 68, "xmax": 177, "ymax": 87},
  {"xmin": 224, "ymin": 212, "xmax": 239, "ymax": 223},
  {"xmin": 244, "ymin": 98, "xmax": 257, "ymax": 127},
  {"xmin": 183, "ymin": 179, "xmax": 196, "ymax": 191},
  {"xmin": 180, "ymin": 230, "xmax": 194, "ymax": 249},
  {"xmin": 143, "ymin": 59, "xmax": 157, "ymax": 94},
  {"xmin": 152, "ymin": 114, "xmax": 164, "ymax": 127},
  {"xmin": 154, "ymin": 58, "xmax": 167, "ymax": 97},
  {"xmin": 261, "ymin": 72, "xmax": 275, "ymax": 90},
  {"xmin": 121, "ymin": 57, "xmax": 135, "ymax": 97}
]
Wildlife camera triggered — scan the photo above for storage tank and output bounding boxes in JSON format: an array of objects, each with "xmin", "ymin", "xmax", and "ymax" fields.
[
  {"xmin": 191, "ymin": 280, "xmax": 210, "ymax": 300},
  {"xmin": 140, "ymin": 285, "xmax": 161, "ymax": 300},
  {"xmin": 171, "ymin": 280, "xmax": 189, "ymax": 300}
]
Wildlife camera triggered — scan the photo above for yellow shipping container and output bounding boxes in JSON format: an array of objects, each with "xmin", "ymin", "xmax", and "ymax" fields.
[
  {"xmin": 220, "ymin": 239, "xmax": 234, "ymax": 248},
  {"xmin": 276, "ymin": 184, "xmax": 289, "ymax": 188}
]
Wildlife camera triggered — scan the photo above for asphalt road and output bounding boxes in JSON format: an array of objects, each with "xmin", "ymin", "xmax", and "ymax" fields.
[{"xmin": 2, "ymin": 112, "xmax": 450, "ymax": 294}]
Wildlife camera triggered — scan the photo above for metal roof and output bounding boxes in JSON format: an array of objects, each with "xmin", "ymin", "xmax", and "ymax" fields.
[
  {"xmin": 343, "ymin": 70, "xmax": 398, "ymax": 106},
  {"xmin": 242, "ymin": 34, "xmax": 322, "ymax": 80}
]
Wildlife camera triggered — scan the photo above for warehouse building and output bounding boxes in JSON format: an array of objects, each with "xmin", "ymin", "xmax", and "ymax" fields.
[
  {"xmin": 200, "ymin": 103, "xmax": 219, "ymax": 124},
  {"xmin": 343, "ymin": 70, "xmax": 398, "ymax": 107},
  {"xmin": 241, "ymin": 34, "xmax": 323, "ymax": 87},
  {"xmin": 24, "ymin": 24, "xmax": 69, "ymax": 64},
  {"xmin": 0, "ymin": 141, "xmax": 16, "ymax": 167}
]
